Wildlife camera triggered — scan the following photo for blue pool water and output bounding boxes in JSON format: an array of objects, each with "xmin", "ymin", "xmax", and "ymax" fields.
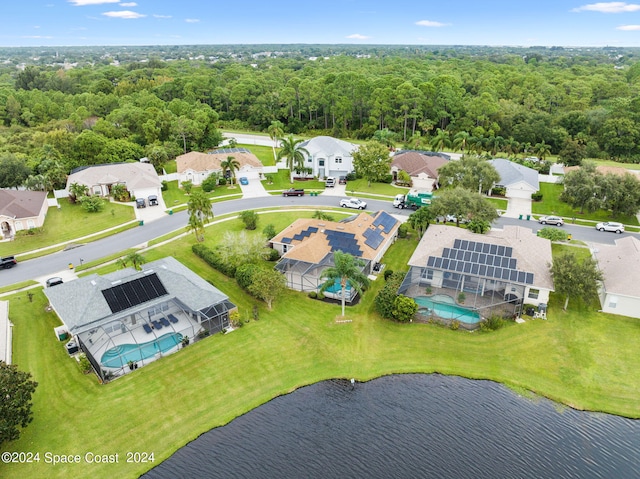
[
  {"xmin": 323, "ymin": 279, "xmax": 352, "ymax": 294},
  {"xmin": 100, "ymin": 333, "xmax": 183, "ymax": 368},
  {"xmin": 414, "ymin": 295, "xmax": 481, "ymax": 324}
]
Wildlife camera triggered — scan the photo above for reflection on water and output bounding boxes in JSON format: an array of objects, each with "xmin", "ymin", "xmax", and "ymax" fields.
[{"xmin": 143, "ymin": 374, "xmax": 640, "ymax": 479}]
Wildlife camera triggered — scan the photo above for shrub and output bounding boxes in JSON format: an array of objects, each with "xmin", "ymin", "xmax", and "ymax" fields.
[
  {"xmin": 218, "ymin": 177, "xmax": 227, "ymax": 186},
  {"xmin": 383, "ymin": 269, "xmax": 394, "ymax": 281},
  {"xmin": 397, "ymin": 224, "xmax": 408, "ymax": 238},
  {"xmin": 531, "ymin": 192, "xmax": 543, "ymax": 201},
  {"xmin": 79, "ymin": 195, "xmax": 106, "ymax": 213},
  {"xmin": 457, "ymin": 292, "xmax": 466, "ymax": 303},
  {"xmin": 375, "ymin": 272, "xmax": 406, "ymax": 319},
  {"xmin": 345, "ymin": 171, "xmax": 357, "ymax": 181},
  {"xmin": 382, "ymin": 174, "xmax": 394, "ymax": 184},
  {"xmin": 235, "ymin": 263, "xmax": 261, "ymax": 290},
  {"xmin": 192, "ymin": 243, "xmax": 237, "ymax": 277},
  {"xmin": 161, "ymin": 180, "xmax": 169, "ymax": 192},
  {"xmin": 538, "ymin": 227, "xmax": 567, "ymax": 242},
  {"xmin": 492, "ymin": 186, "xmax": 507, "ymax": 197},
  {"xmin": 181, "ymin": 180, "xmax": 193, "ymax": 194},
  {"xmin": 317, "ymin": 291, "xmax": 325, "ymax": 300},
  {"xmin": 263, "ymin": 224, "xmax": 277, "ymax": 240},
  {"xmin": 392, "ymin": 295, "xmax": 418, "ymax": 322},
  {"xmin": 450, "ymin": 320, "xmax": 460, "ymax": 330},
  {"xmin": 308, "ymin": 291, "xmax": 317, "ymax": 299},
  {"xmin": 267, "ymin": 248, "xmax": 280, "ymax": 261},
  {"xmin": 239, "ymin": 210, "xmax": 259, "ymax": 230},
  {"xmin": 467, "ymin": 219, "xmax": 491, "ymax": 234},
  {"xmin": 202, "ymin": 174, "xmax": 218, "ymax": 192},
  {"xmin": 480, "ymin": 315, "xmax": 506, "ymax": 332}
]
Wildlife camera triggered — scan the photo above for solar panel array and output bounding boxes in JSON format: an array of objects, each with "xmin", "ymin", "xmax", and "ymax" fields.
[
  {"xmin": 427, "ymin": 238, "xmax": 534, "ymax": 285},
  {"xmin": 324, "ymin": 229, "xmax": 363, "ymax": 257},
  {"xmin": 102, "ymin": 273, "xmax": 168, "ymax": 314},
  {"xmin": 209, "ymin": 148, "xmax": 250, "ymax": 154},
  {"xmin": 372, "ymin": 212, "xmax": 397, "ymax": 233},
  {"xmin": 292, "ymin": 226, "xmax": 318, "ymax": 242},
  {"xmin": 363, "ymin": 227, "xmax": 384, "ymax": 250}
]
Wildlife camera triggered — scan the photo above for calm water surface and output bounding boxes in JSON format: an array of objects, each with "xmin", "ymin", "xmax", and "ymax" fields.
[{"xmin": 143, "ymin": 374, "xmax": 640, "ymax": 479}]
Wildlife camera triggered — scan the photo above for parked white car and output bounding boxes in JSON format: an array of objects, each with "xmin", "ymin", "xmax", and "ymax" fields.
[
  {"xmin": 340, "ymin": 198, "xmax": 367, "ymax": 210},
  {"xmin": 596, "ymin": 222, "xmax": 625, "ymax": 234},
  {"xmin": 538, "ymin": 215, "xmax": 564, "ymax": 226}
]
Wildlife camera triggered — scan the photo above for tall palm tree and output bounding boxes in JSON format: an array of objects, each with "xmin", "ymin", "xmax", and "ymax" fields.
[
  {"xmin": 186, "ymin": 190, "xmax": 214, "ymax": 242},
  {"xmin": 429, "ymin": 128, "xmax": 451, "ymax": 152},
  {"xmin": 452, "ymin": 131, "xmax": 471, "ymax": 154},
  {"xmin": 534, "ymin": 141, "xmax": 551, "ymax": 161},
  {"xmin": 320, "ymin": 251, "xmax": 370, "ymax": 317},
  {"xmin": 277, "ymin": 135, "xmax": 309, "ymax": 181},
  {"xmin": 221, "ymin": 156, "xmax": 240, "ymax": 185},
  {"xmin": 267, "ymin": 120, "xmax": 284, "ymax": 162}
]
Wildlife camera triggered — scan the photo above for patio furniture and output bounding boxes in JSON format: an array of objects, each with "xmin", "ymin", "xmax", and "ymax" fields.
[
  {"xmin": 160, "ymin": 317, "xmax": 170, "ymax": 327},
  {"xmin": 168, "ymin": 314, "xmax": 178, "ymax": 323},
  {"xmin": 151, "ymin": 320, "xmax": 162, "ymax": 330},
  {"xmin": 143, "ymin": 323, "xmax": 153, "ymax": 334}
]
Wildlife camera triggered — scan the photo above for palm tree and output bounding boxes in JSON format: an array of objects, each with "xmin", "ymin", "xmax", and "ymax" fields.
[
  {"xmin": 277, "ymin": 135, "xmax": 309, "ymax": 181},
  {"xmin": 116, "ymin": 252, "xmax": 146, "ymax": 271},
  {"xmin": 68, "ymin": 182, "xmax": 89, "ymax": 204},
  {"xmin": 429, "ymin": 128, "xmax": 451, "ymax": 152},
  {"xmin": 534, "ymin": 141, "xmax": 551, "ymax": 161},
  {"xmin": 186, "ymin": 190, "xmax": 214, "ymax": 242},
  {"xmin": 452, "ymin": 131, "xmax": 471, "ymax": 154},
  {"xmin": 320, "ymin": 251, "xmax": 370, "ymax": 317},
  {"xmin": 267, "ymin": 120, "xmax": 284, "ymax": 162},
  {"xmin": 373, "ymin": 128, "xmax": 398, "ymax": 150},
  {"xmin": 221, "ymin": 156, "xmax": 240, "ymax": 186}
]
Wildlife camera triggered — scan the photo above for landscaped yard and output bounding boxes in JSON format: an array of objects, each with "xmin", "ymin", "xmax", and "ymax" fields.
[
  {"xmin": 486, "ymin": 197, "xmax": 509, "ymax": 210},
  {"xmin": 4, "ymin": 214, "xmax": 640, "ymax": 479},
  {"xmin": 532, "ymin": 183, "xmax": 639, "ymax": 226},
  {"xmin": 0, "ymin": 200, "xmax": 136, "ymax": 257},
  {"xmin": 160, "ymin": 180, "xmax": 242, "ymax": 210},
  {"xmin": 262, "ymin": 169, "xmax": 325, "ymax": 192}
]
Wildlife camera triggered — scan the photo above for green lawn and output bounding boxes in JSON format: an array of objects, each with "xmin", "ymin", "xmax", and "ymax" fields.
[
  {"xmin": 486, "ymin": 197, "xmax": 509, "ymax": 210},
  {"xmin": 344, "ymin": 179, "xmax": 406, "ymax": 197},
  {"xmin": 237, "ymin": 143, "xmax": 277, "ymax": 166},
  {"xmin": 160, "ymin": 180, "xmax": 242, "ymax": 210},
  {"xmin": 262, "ymin": 169, "xmax": 326, "ymax": 191},
  {"xmin": 0, "ymin": 201, "xmax": 136, "ymax": 258},
  {"xmin": 532, "ymin": 183, "xmax": 639, "ymax": 226}
]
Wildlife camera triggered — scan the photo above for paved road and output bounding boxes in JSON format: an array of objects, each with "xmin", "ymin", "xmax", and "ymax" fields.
[{"xmin": 0, "ymin": 195, "xmax": 636, "ymax": 288}]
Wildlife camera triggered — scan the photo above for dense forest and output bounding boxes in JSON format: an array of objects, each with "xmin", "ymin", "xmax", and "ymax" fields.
[{"xmin": 2, "ymin": 44, "xmax": 640, "ymax": 189}]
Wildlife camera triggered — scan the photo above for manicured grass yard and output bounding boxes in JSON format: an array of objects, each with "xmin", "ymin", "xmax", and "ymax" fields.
[
  {"xmin": 343, "ymin": 179, "xmax": 406, "ymax": 197},
  {"xmin": 160, "ymin": 180, "xmax": 242, "ymax": 209},
  {"xmin": 0, "ymin": 200, "xmax": 136, "ymax": 257},
  {"xmin": 4, "ymin": 219, "xmax": 640, "ymax": 479},
  {"xmin": 262, "ymin": 169, "xmax": 326, "ymax": 191},
  {"xmin": 532, "ymin": 183, "xmax": 639, "ymax": 226}
]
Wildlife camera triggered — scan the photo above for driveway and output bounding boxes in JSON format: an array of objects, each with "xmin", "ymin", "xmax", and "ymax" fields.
[
  {"xmin": 238, "ymin": 178, "xmax": 269, "ymax": 198},
  {"xmin": 133, "ymin": 195, "xmax": 169, "ymax": 223},
  {"xmin": 503, "ymin": 196, "xmax": 533, "ymax": 220}
]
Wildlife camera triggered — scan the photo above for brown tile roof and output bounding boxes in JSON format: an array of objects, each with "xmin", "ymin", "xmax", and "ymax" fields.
[
  {"xmin": 392, "ymin": 151, "xmax": 448, "ymax": 178},
  {"xmin": 67, "ymin": 162, "xmax": 160, "ymax": 190},
  {"xmin": 271, "ymin": 211, "xmax": 400, "ymax": 264},
  {"xmin": 408, "ymin": 224, "xmax": 554, "ymax": 290},
  {"xmin": 594, "ymin": 236, "xmax": 640, "ymax": 297},
  {"xmin": 176, "ymin": 150, "xmax": 262, "ymax": 173},
  {"xmin": 0, "ymin": 190, "xmax": 47, "ymax": 219}
]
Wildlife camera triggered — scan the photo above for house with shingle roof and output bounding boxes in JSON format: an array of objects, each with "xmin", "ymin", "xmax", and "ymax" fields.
[
  {"xmin": 391, "ymin": 150, "xmax": 450, "ymax": 190},
  {"xmin": 44, "ymin": 256, "xmax": 236, "ymax": 381},
  {"xmin": 399, "ymin": 225, "xmax": 554, "ymax": 321},
  {"xmin": 593, "ymin": 236, "xmax": 640, "ymax": 319},
  {"xmin": 66, "ymin": 162, "xmax": 161, "ymax": 201},
  {"xmin": 487, "ymin": 158, "xmax": 539, "ymax": 199},
  {"xmin": 272, "ymin": 211, "xmax": 400, "ymax": 296},
  {"xmin": 176, "ymin": 147, "xmax": 264, "ymax": 185},
  {"xmin": 0, "ymin": 189, "xmax": 48, "ymax": 239},
  {"xmin": 297, "ymin": 136, "xmax": 358, "ymax": 179}
]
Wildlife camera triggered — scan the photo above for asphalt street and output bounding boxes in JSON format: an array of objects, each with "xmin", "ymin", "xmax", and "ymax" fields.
[{"xmin": 0, "ymin": 195, "xmax": 636, "ymax": 289}]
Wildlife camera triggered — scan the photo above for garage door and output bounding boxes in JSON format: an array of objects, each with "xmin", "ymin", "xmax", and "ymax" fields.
[{"xmin": 506, "ymin": 187, "xmax": 534, "ymax": 199}]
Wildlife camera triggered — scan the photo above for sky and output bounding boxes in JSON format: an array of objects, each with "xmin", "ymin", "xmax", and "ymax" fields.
[{"xmin": 5, "ymin": 1, "xmax": 640, "ymax": 47}]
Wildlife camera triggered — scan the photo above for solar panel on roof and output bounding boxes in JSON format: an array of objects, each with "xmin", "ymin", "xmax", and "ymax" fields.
[
  {"xmin": 505, "ymin": 246, "xmax": 513, "ymax": 257},
  {"xmin": 468, "ymin": 241, "xmax": 475, "ymax": 251},
  {"xmin": 479, "ymin": 254, "xmax": 486, "ymax": 264},
  {"xmin": 427, "ymin": 256, "xmax": 435, "ymax": 267},
  {"xmin": 494, "ymin": 267, "xmax": 502, "ymax": 278},
  {"xmin": 525, "ymin": 273, "xmax": 534, "ymax": 284},
  {"xmin": 308, "ymin": 227, "xmax": 318, "ymax": 233},
  {"xmin": 497, "ymin": 245, "xmax": 505, "ymax": 257},
  {"xmin": 364, "ymin": 232, "xmax": 384, "ymax": 250},
  {"xmin": 490, "ymin": 244, "xmax": 497, "ymax": 255},
  {"xmin": 457, "ymin": 250, "xmax": 465, "ymax": 260},
  {"xmin": 475, "ymin": 243, "xmax": 483, "ymax": 252},
  {"xmin": 434, "ymin": 257, "xmax": 443, "ymax": 268},
  {"xmin": 510, "ymin": 270, "xmax": 519, "ymax": 281},
  {"xmin": 442, "ymin": 259, "xmax": 449, "ymax": 269},
  {"xmin": 461, "ymin": 240, "xmax": 468, "ymax": 250},
  {"xmin": 509, "ymin": 258, "xmax": 516, "ymax": 269},
  {"xmin": 464, "ymin": 251, "xmax": 472, "ymax": 262},
  {"xmin": 501, "ymin": 257, "xmax": 510, "ymax": 268},
  {"xmin": 464, "ymin": 263, "xmax": 472, "ymax": 273},
  {"xmin": 518, "ymin": 271, "xmax": 526, "ymax": 283},
  {"xmin": 454, "ymin": 239, "xmax": 461, "ymax": 249},
  {"xmin": 281, "ymin": 237, "xmax": 292, "ymax": 244},
  {"xmin": 471, "ymin": 252, "xmax": 479, "ymax": 263},
  {"xmin": 487, "ymin": 266, "xmax": 494, "ymax": 277},
  {"xmin": 456, "ymin": 262, "xmax": 464, "ymax": 272},
  {"xmin": 502, "ymin": 269, "xmax": 510, "ymax": 280},
  {"xmin": 102, "ymin": 273, "xmax": 168, "ymax": 314},
  {"xmin": 479, "ymin": 265, "xmax": 487, "ymax": 276},
  {"xmin": 483, "ymin": 243, "xmax": 490, "ymax": 253},
  {"xmin": 471, "ymin": 264, "xmax": 479, "ymax": 275}
]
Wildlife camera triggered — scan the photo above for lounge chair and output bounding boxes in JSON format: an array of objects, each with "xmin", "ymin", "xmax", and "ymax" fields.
[
  {"xmin": 143, "ymin": 323, "xmax": 153, "ymax": 334},
  {"xmin": 168, "ymin": 314, "xmax": 178, "ymax": 323},
  {"xmin": 160, "ymin": 317, "xmax": 170, "ymax": 327},
  {"xmin": 152, "ymin": 320, "xmax": 162, "ymax": 330}
]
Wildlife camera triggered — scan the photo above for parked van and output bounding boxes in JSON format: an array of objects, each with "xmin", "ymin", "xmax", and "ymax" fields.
[{"xmin": 325, "ymin": 177, "xmax": 336, "ymax": 187}]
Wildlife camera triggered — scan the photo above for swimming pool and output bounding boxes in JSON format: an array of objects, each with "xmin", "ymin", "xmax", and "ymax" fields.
[
  {"xmin": 414, "ymin": 295, "xmax": 481, "ymax": 324},
  {"xmin": 323, "ymin": 279, "xmax": 352, "ymax": 294},
  {"xmin": 100, "ymin": 332, "xmax": 183, "ymax": 369}
]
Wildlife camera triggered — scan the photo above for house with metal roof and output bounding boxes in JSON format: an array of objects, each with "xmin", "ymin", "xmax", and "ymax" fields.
[
  {"xmin": 176, "ymin": 147, "xmax": 264, "ymax": 185},
  {"xmin": 399, "ymin": 225, "xmax": 554, "ymax": 325},
  {"xmin": 271, "ymin": 211, "xmax": 400, "ymax": 298},
  {"xmin": 487, "ymin": 158, "xmax": 539, "ymax": 199},
  {"xmin": 44, "ymin": 257, "xmax": 235, "ymax": 381},
  {"xmin": 66, "ymin": 162, "xmax": 161, "ymax": 202},
  {"xmin": 0, "ymin": 189, "xmax": 48, "ymax": 239},
  {"xmin": 298, "ymin": 136, "xmax": 358, "ymax": 179},
  {"xmin": 391, "ymin": 150, "xmax": 450, "ymax": 190},
  {"xmin": 593, "ymin": 236, "xmax": 640, "ymax": 319}
]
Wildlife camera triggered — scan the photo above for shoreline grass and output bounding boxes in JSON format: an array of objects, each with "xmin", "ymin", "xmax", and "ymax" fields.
[{"xmin": 3, "ymin": 217, "xmax": 640, "ymax": 479}]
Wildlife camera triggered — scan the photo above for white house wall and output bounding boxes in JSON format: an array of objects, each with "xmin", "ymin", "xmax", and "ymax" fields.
[
  {"xmin": 506, "ymin": 180, "xmax": 536, "ymax": 199},
  {"xmin": 602, "ymin": 292, "xmax": 640, "ymax": 319}
]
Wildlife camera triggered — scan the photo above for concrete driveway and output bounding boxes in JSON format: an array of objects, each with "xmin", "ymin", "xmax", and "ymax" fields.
[
  {"xmin": 503, "ymin": 196, "xmax": 533, "ymax": 219},
  {"xmin": 238, "ymin": 178, "xmax": 269, "ymax": 197}
]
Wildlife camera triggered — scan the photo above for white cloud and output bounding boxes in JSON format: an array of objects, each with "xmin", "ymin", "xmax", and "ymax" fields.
[
  {"xmin": 346, "ymin": 34, "xmax": 370, "ymax": 40},
  {"xmin": 102, "ymin": 10, "xmax": 146, "ymax": 19},
  {"xmin": 185, "ymin": 18, "xmax": 200, "ymax": 23},
  {"xmin": 415, "ymin": 20, "xmax": 449, "ymax": 27},
  {"xmin": 22, "ymin": 35, "xmax": 54, "ymax": 39},
  {"xmin": 572, "ymin": 2, "xmax": 640, "ymax": 13},
  {"xmin": 153, "ymin": 14, "xmax": 172, "ymax": 19},
  {"xmin": 68, "ymin": 0, "xmax": 120, "ymax": 5},
  {"xmin": 119, "ymin": 2, "xmax": 137, "ymax": 6},
  {"xmin": 617, "ymin": 24, "xmax": 640, "ymax": 29}
]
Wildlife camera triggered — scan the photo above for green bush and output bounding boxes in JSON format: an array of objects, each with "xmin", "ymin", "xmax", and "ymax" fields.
[
  {"xmin": 457, "ymin": 292, "xmax": 466, "ymax": 303},
  {"xmin": 531, "ymin": 192, "xmax": 543, "ymax": 201},
  {"xmin": 79, "ymin": 195, "xmax": 106, "ymax": 213},
  {"xmin": 267, "ymin": 248, "xmax": 280, "ymax": 261},
  {"xmin": 538, "ymin": 227, "xmax": 567, "ymax": 242},
  {"xmin": 308, "ymin": 291, "xmax": 317, "ymax": 299},
  {"xmin": 202, "ymin": 174, "xmax": 218, "ymax": 193},
  {"xmin": 492, "ymin": 186, "xmax": 506, "ymax": 196},
  {"xmin": 263, "ymin": 224, "xmax": 277, "ymax": 240},
  {"xmin": 391, "ymin": 295, "xmax": 418, "ymax": 322},
  {"xmin": 480, "ymin": 315, "xmax": 506, "ymax": 332},
  {"xmin": 383, "ymin": 269, "xmax": 394, "ymax": 281},
  {"xmin": 239, "ymin": 210, "xmax": 259, "ymax": 230},
  {"xmin": 235, "ymin": 263, "xmax": 261, "ymax": 290},
  {"xmin": 450, "ymin": 320, "xmax": 460, "ymax": 330},
  {"xmin": 161, "ymin": 180, "xmax": 169, "ymax": 192},
  {"xmin": 192, "ymin": 243, "xmax": 237, "ymax": 277},
  {"xmin": 375, "ymin": 272, "xmax": 406, "ymax": 319},
  {"xmin": 397, "ymin": 224, "xmax": 408, "ymax": 238}
]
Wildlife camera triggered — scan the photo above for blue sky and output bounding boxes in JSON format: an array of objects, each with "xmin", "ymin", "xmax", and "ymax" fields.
[{"xmin": 4, "ymin": 1, "xmax": 640, "ymax": 47}]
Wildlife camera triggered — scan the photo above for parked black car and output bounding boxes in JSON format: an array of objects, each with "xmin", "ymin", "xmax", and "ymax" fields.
[
  {"xmin": 148, "ymin": 195, "xmax": 159, "ymax": 206},
  {"xmin": 136, "ymin": 198, "xmax": 146, "ymax": 208}
]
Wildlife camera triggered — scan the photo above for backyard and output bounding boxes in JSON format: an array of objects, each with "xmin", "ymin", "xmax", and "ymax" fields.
[{"xmin": 3, "ymin": 214, "xmax": 640, "ymax": 479}]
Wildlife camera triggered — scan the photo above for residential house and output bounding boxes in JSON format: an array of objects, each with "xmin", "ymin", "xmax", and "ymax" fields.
[
  {"xmin": 399, "ymin": 225, "xmax": 554, "ymax": 322},
  {"xmin": 298, "ymin": 136, "xmax": 358, "ymax": 179},
  {"xmin": 44, "ymin": 257, "xmax": 236, "ymax": 381},
  {"xmin": 176, "ymin": 148, "xmax": 264, "ymax": 185},
  {"xmin": 272, "ymin": 211, "xmax": 400, "ymax": 299},
  {"xmin": 488, "ymin": 158, "xmax": 539, "ymax": 199},
  {"xmin": 66, "ymin": 162, "xmax": 162, "ymax": 201},
  {"xmin": 391, "ymin": 150, "xmax": 450, "ymax": 190},
  {"xmin": 0, "ymin": 189, "xmax": 48, "ymax": 239},
  {"xmin": 593, "ymin": 236, "xmax": 640, "ymax": 319}
]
